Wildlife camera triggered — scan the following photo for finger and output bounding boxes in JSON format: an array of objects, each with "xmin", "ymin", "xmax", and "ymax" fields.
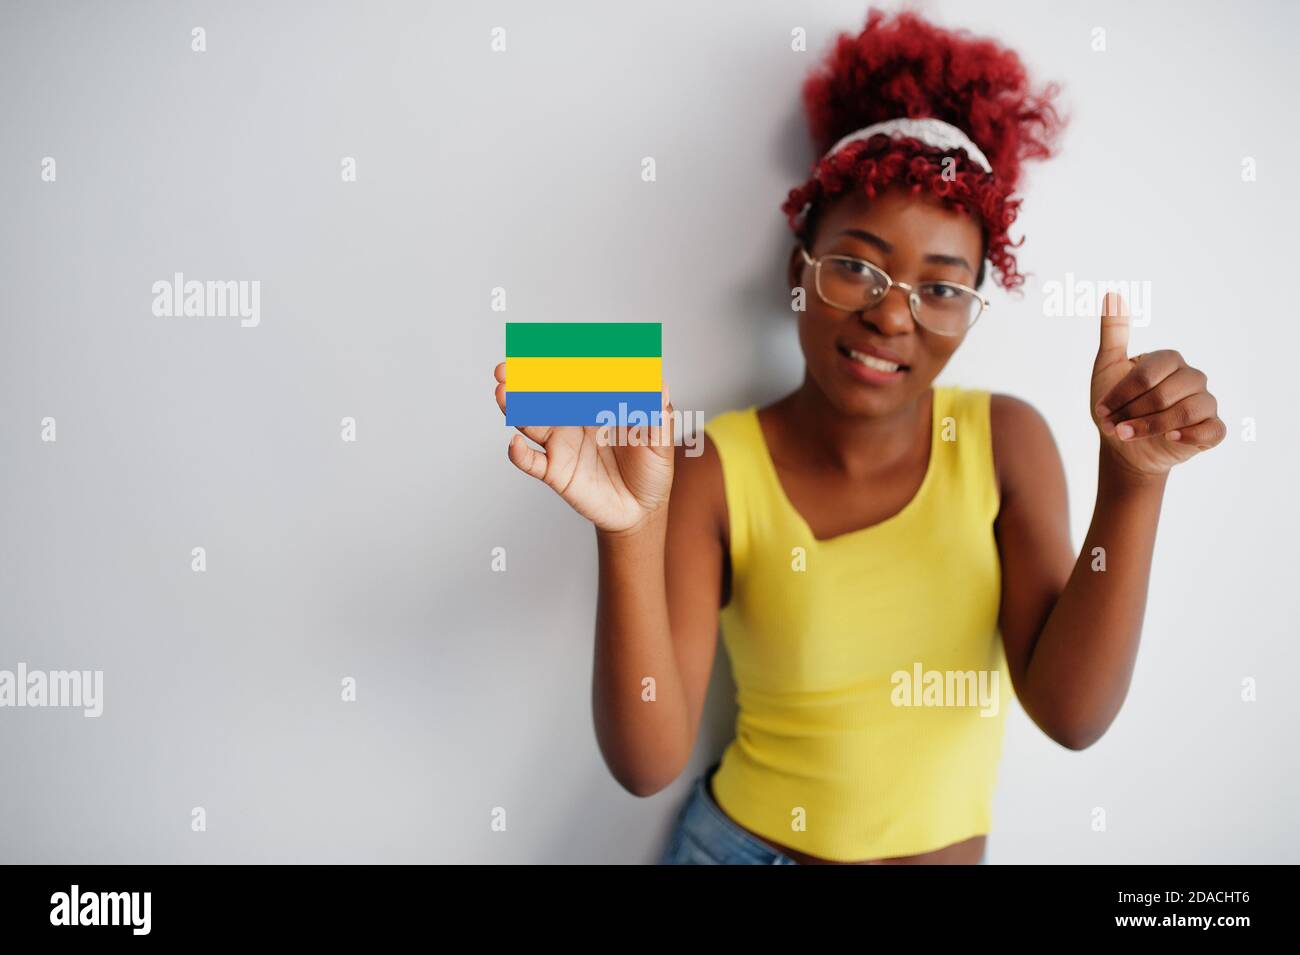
[
  {"xmin": 1103, "ymin": 365, "xmax": 1208, "ymax": 426},
  {"xmin": 1095, "ymin": 292, "xmax": 1131, "ymax": 374},
  {"xmin": 1110, "ymin": 392, "xmax": 1218, "ymax": 441},
  {"xmin": 1095, "ymin": 350, "xmax": 1183, "ymax": 419},
  {"xmin": 1166, "ymin": 416, "xmax": 1227, "ymax": 451},
  {"xmin": 494, "ymin": 381, "xmax": 551, "ymax": 441},
  {"xmin": 495, "ymin": 378, "xmax": 556, "ymax": 445},
  {"xmin": 507, "ymin": 433, "xmax": 548, "ymax": 481},
  {"xmin": 648, "ymin": 384, "xmax": 674, "ymax": 451},
  {"xmin": 516, "ymin": 422, "xmax": 554, "ymax": 445},
  {"xmin": 494, "ymin": 361, "xmax": 506, "ymax": 384}
]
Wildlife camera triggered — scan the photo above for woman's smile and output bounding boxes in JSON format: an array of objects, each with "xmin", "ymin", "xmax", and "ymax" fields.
[{"xmin": 837, "ymin": 340, "xmax": 910, "ymax": 385}]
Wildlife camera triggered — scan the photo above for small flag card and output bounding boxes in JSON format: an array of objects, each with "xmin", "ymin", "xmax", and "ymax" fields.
[{"xmin": 505, "ymin": 322, "xmax": 662, "ymax": 426}]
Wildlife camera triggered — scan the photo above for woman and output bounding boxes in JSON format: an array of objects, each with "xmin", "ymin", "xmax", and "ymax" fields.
[{"xmin": 492, "ymin": 10, "xmax": 1223, "ymax": 864}]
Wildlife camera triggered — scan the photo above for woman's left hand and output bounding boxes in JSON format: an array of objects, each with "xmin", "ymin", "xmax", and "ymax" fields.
[{"xmin": 1090, "ymin": 292, "xmax": 1226, "ymax": 477}]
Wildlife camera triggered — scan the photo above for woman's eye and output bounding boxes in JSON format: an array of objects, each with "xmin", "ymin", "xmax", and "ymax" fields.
[
  {"xmin": 921, "ymin": 283, "xmax": 960, "ymax": 299},
  {"xmin": 832, "ymin": 258, "xmax": 873, "ymax": 277}
]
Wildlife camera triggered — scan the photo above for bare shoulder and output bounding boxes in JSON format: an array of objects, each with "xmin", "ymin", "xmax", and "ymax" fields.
[
  {"xmin": 988, "ymin": 392, "xmax": 1064, "ymax": 500},
  {"xmin": 670, "ymin": 431, "xmax": 728, "ymax": 546},
  {"xmin": 989, "ymin": 392, "xmax": 1052, "ymax": 436},
  {"xmin": 667, "ymin": 430, "xmax": 731, "ymax": 606}
]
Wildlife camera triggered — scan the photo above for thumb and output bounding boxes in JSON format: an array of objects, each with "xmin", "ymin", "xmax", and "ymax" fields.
[{"xmin": 1095, "ymin": 291, "xmax": 1131, "ymax": 373}]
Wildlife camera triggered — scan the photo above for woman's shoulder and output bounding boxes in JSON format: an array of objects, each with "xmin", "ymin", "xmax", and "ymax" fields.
[
  {"xmin": 671, "ymin": 410, "xmax": 736, "ymax": 549},
  {"xmin": 988, "ymin": 391, "xmax": 1054, "ymax": 440},
  {"xmin": 676, "ymin": 403, "xmax": 771, "ymax": 550},
  {"xmin": 986, "ymin": 391, "xmax": 1060, "ymax": 497}
]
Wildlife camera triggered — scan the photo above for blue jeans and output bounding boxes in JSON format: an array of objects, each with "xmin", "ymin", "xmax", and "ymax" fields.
[
  {"xmin": 659, "ymin": 766, "xmax": 799, "ymax": 864},
  {"xmin": 659, "ymin": 765, "xmax": 989, "ymax": 865}
]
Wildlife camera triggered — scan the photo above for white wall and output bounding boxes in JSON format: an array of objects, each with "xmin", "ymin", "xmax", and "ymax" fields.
[{"xmin": 1, "ymin": 0, "xmax": 1295, "ymax": 863}]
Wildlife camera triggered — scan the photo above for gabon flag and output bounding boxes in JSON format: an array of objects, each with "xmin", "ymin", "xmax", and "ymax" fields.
[{"xmin": 505, "ymin": 322, "xmax": 662, "ymax": 426}]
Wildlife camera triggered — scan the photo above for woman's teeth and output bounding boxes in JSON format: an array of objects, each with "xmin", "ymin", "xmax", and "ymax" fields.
[{"xmin": 846, "ymin": 348, "xmax": 902, "ymax": 373}]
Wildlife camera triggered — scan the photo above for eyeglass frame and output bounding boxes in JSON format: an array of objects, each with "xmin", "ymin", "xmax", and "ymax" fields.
[{"xmin": 798, "ymin": 245, "xmax": 990, "ymax": 336}]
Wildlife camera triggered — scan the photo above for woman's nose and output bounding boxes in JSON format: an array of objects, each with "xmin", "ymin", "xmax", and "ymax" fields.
[{"xmin": 858, "ymin": 286, "xmax": 914, "ymax": 333}]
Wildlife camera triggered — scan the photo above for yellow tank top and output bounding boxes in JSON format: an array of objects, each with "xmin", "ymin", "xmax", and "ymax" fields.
[{"xmin": 705, "ymin": 385, "xmax": 1011, "ymax": 861}]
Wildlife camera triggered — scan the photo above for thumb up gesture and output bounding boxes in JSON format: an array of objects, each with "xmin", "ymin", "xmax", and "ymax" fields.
[{"xmin": 1091, "ymin": 292, "xmax": 1225, "ymax": 476}]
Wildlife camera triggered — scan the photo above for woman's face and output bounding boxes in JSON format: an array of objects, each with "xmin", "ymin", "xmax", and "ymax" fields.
[{"xmin": 789, "ymin": 185, "xmax": 985, "ymax": 418}]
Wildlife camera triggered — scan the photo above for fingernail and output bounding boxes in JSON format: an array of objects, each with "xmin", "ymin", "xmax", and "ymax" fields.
[
  {"xmin": 1168, "ymin": 430, "xmax": 1181, "ymax": 441},
  {"xmin": 1100, "ymin": 418, "xmax": 1115, "ymax": 434},
  {"xmin": 1116, "ymin": 423, "xmax": 1134, "ymax": 439},
  {"xmin": 1095, "ymin": 403, "xmax": 1110, "ymax": 418}
]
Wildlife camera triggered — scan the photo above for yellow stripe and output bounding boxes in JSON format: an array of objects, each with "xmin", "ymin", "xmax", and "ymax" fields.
[{"xmin": 505, "ymin": 356, "xmax": 662, "ymax": 392}]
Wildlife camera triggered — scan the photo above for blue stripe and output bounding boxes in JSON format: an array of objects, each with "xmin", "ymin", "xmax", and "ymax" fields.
[{"xmin": 506, "ymin": 391, "xmax": 663, "ymax": 427}]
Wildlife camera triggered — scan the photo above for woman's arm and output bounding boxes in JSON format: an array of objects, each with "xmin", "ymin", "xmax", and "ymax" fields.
[
  {"xmin": 993, "ymin": 397, "xmax": 1169, "ymax": 749},
  {"xmin": 992, "ymin": 293, "xmax": 1224, "ymax": 750},
  {"xmin": 593, "ymin": 439, "xmax": 728, "ymax": 796},
  {"xmin": 493, "ymin": 365, "xmax": 727, "ymax": 795}
]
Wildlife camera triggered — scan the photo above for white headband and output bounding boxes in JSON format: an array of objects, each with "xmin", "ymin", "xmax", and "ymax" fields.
[{"xmin": 820, "ymin": 117, "xmax": 993, "ymax": 174}]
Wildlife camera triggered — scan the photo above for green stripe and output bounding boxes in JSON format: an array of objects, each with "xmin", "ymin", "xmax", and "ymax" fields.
[{"xmin": 506, "ymin": 322, "xmax": 661, "ymax": 357}]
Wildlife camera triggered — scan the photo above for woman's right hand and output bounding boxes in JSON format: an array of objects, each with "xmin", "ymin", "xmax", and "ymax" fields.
[{"xmin": 493, "ymin": 362, "xmax": 677, "ymax": 535}]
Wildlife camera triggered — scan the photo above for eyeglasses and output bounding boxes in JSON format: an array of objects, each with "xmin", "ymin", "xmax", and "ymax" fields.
[{"xmin": 799, "ymin": 246, "xmax": 989, "ymax": 336}]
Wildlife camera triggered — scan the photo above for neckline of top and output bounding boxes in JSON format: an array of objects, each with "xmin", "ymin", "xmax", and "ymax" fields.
[{"xmin": 748, "ymin": 387, "xmax": 947, "ymax": 544}]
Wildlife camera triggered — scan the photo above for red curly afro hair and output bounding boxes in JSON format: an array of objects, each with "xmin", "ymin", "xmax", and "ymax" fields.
[{"xmin": 782, "ymin": 9, "xmax": 1066, "ymax": 291}]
